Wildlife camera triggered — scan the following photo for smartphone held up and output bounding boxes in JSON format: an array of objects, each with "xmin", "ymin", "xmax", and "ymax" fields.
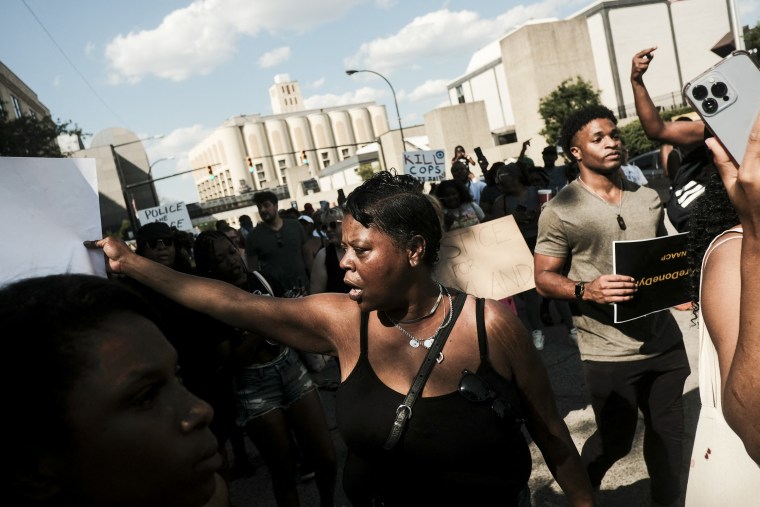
[{"xmin": 683, "ymin": 50, "xmax": 760, "ymax": 164}]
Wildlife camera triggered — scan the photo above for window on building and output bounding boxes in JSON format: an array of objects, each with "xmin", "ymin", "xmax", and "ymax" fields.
[
  {"xmin": 29, "ymin": 110, "xmax": 36, "ymax": 119},
  {"xmin": 456, "ymin": 85, "xmax": 465, "ymax": 105},
  {"xmin": 255, "ymin": 163, "xmax": 263, "ymax": 172},
  {"xmin": 341, "ymin": 148, "xmax": 349, "ymax": 158},
  {"xmin": 11, "ymin": 95, "xmax": 22, "ymax": 118},
  {"xmin": 277, "ymin": 159, "xmax": 286, "ymax": 169}
]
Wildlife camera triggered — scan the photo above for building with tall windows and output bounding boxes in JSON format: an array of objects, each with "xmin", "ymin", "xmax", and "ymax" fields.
[
  {"xmin": 188, "ymin": 74, "xmax": 390, "ymax": 208},
  {"xmin": 0, "ymin": 60, "xmax": 51, "ymax": 121},
  {"xmin": 447, "ymin": 0, "xmax": 740, "ymax": 155}
]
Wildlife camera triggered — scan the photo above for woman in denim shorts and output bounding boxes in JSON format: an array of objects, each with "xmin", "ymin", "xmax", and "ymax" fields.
[{"xmin": 194, "ymin": 231, "xmax": 336, "ymax": 507}]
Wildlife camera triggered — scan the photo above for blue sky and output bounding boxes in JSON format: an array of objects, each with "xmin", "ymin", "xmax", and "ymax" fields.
[{"xmin": 3, "ymin": 0, "xmax": 758, "ymax": 204}]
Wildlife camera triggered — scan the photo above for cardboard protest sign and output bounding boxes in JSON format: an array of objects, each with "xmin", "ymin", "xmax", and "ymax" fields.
[
  {"xmin": 403, "ymin": 149, "xmax": 446, "ymax": 182},
  {"xmin": 434, "ymin": 215, "xmax": 534, "ymax": 300},
  {"xmin": 613, "ymin": 233, "xmax": 690, "ymax": 323},
  {"xmin": 0, "ymin": 156, "xmax": 105, "ymax": 284},
  {"xmin": 137, "ymin": 201, "xmax": 192, "ymax": 231}
]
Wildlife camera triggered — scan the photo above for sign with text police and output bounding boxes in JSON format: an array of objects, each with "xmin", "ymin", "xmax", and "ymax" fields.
[
  {"xmin": 137, "ymin": 202, "xmax": 192, "ymax": 231},
  {"xmin": 403, "ymin": 149, "xmax": 446, "ymax": 182},
  {"xmin": 612, "ymin": 233, "xmax": 690, "ymax": 323}
]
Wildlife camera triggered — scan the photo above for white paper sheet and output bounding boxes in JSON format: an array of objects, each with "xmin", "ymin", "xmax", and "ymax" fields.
[{"xmin": 0, "ymin": 156, "xmax": 106, "ymax": 285}]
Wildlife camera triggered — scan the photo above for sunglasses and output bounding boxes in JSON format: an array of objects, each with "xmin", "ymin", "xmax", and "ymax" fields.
[
  {"xmin": 321, "ymin": 220, "xmax": 342, "ymax": 231},
  {"xmin": 145, "ymin": 237, "xmax": 174, "ymax": 249},
  {"xmin": 458, "ymin": 369, "xmax": 524, "ymax": 429}
]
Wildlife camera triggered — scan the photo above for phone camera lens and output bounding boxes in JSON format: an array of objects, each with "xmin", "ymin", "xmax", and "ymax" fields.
[
  {"xmin": 702, "ymin": 98, "xmax": 719, "ymax": 114},
  {"xmin": 711, "ymin": 82, "xmax": 728, "ymax": 98},
  {"xmin": 692, "ymin": 85, "xmax": 708, "ymax": 100}
]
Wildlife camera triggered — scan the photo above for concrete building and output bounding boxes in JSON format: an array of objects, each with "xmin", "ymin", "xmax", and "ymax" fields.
[
  {"xmin": 71, "ymin": 128, "xmax": 158, "ymax": 237},
  {"xmin": 0, "ymin": 60, "xmax": 51, "ymax": 122},
  {"xmin": 447, "ymin": 0, "xmax": 737, "ymax": 155},
  {"xmin": 188, "ymin": 75, "xmax": 392, "ymax": 213}
]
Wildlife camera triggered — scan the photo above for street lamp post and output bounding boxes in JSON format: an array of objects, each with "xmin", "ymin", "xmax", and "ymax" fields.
[
  {"xmin": 110, "ymin": 135, "xmax": 164, "ymax": 235},
  {"xmin": 346, "ymin": 69, "xmax": 405, "ymax": 149},
  {"xmin": 148, "ymin": 156, "xmax": 175, "ymax": 205}
]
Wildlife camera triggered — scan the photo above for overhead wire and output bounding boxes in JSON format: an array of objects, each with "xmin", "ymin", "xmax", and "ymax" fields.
[{"xmin": 21, "ymin": 0, "xmax": 128, "ymax": 127}]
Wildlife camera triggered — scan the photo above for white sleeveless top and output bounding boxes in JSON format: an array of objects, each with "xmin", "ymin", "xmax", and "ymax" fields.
[{"xmin": 685, "ymin": 227, "xmax": 760, "ymax": 506}]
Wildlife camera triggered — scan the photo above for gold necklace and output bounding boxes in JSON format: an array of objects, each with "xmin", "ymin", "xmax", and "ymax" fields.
[{"xmin": 577, "ymin": 176, "xmax": 627, "ymax": 230}]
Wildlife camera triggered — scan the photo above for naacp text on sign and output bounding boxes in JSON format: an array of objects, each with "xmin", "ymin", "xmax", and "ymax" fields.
[
  {"xmin": 137, "ymin": 202, "xmax": 192, "ymax": 231},
  {"xmin": 403, "ymin": 150, "xmax": 446, "ymax": 182}
]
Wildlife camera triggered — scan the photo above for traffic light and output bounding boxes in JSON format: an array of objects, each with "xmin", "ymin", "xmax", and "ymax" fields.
[
  {"xmin": 246, "ymin": 157, "xmax": 253, "ymax": 172},
  {"xmin": 207, "ymin": 165, "xmax": 215, "ymax": 181}
]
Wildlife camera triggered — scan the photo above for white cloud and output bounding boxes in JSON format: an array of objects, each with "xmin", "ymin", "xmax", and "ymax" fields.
[
  {"xmin": 258, "ymin": 46, "xmax": 291, "ymax": 68},
  {"xmin": 105, "ymin": 0, "xmax": 361, "ymax": 84},
  {"xmin": 84, "ymin": 41, "xmax": 95, "ymax": 56},
  {"xmin": 403, "ymin": 79, "xmax": 449, "ymax": 102},
  {"xmin": 374, "ymin": 0, "xmax": 398, "ymax": 8},
  {"xmin": 309, "ymin": 77, "xmax": 326, "ymax": 89},
  {"xmin": 145, "ymin": 124, "xmax": 215, "ymax": 204},
  {"xmin": 146, "ymin": 124, "xmax": 213, "ymax": 162},
  {"xmin": 303, "ymin": 86, "xmax": 385, "ymax": 109},
  {"xmin": 344, "ymin": 2, "xmax": 564, "ymax": 75}
]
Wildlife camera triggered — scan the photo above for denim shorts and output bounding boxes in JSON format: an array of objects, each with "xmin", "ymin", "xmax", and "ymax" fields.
[{"xmin": 234, "ymin": 346, "xmax": 316, "ymax": 426}]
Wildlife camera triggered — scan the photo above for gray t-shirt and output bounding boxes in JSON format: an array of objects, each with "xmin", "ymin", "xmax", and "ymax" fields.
[
  {"xmin": 535, "ymin": 180, "xmax": 682, "ymax": 361},
  {"xmin": 245, "ymin": 218, "xmax": 308, "ymax": 290}
]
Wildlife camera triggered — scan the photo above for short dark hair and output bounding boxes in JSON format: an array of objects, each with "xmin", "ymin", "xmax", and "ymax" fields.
[
  {"xmin": 253, "ymin": 191, "xmax": 278, "ymax": 207},
  {"xmin": 560, "ymin": 105, "xmax": 618, "ymax": 162},
  {"xmin": 434, "ymin": 178, "xmax": 473, "ymax": 204},
  {"xmin": 193, "ymin": 230, "xmax": 239, "ymax": 280},
  {"xmin": 1, "ymin": 274, "xmax": 156, "ymax": 481},
  {"xmin": 344, "ymin": 171, "xmax": 441, "ymax": 266},
  {"xmin": 451, "ymin": 161, "xmax": 469, "ymax": 174}
]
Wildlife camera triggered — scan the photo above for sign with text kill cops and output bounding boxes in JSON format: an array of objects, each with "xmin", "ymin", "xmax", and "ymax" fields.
[
  {"xmin": 137, "ymin": 201, "xmax": 193, "ymax": 231},
  {"xmin": 403, "ymin": 149, "xmax": 446, "ymax": 182}
]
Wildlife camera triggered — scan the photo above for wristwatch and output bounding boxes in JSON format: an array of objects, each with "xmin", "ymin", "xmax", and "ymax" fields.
[{"xmin": 574, "ymin": 281, "xmax": 586, "ymax": 300}]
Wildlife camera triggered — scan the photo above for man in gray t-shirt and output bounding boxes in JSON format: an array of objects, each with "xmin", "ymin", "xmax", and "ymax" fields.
[
  {"xmin": 245, "ymin": 191, "xmax": 309, "ymax": 291},
  {"xmin": 534, "ymin": 106, "xmax": 689, "ymax": 506}
]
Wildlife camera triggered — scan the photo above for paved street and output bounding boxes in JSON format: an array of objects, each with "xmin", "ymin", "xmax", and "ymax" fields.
[{"xmin": 226, "ymin": 305, "xmax": 700, "ymax": 507}]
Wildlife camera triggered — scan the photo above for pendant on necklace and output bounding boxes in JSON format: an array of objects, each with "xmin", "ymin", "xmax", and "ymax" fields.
[
  {"xmin": 408, "ymin": 337, "xmax": 435, "ymax": 349},
  {"xmin": 617, "ymin": 215, "xmax": 627, "ymax": 230}
]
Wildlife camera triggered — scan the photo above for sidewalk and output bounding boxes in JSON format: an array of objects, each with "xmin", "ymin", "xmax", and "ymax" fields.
[{"xmin": 227, "ymin": 307, "xmax": 699, "ymax": 507}]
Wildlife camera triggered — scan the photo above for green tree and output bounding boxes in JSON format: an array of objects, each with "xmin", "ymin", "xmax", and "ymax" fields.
[
  {"xmin": 620, "ymin": 106, "xmax": 694, "ymax": 158},
  {"xmin": 356, "ymin": 161, "xmax": 377, "ymax": 181},
  {"xmin": 0, "ymin": 111, "xmax": 84, "ymax": 157},
  {"xmin": 744, "ymin": 21, "xmax": 760, "ymax": 63},
  {"xmin": 538, "ymin": 77, "xmax": 602, "ymax": 146}
]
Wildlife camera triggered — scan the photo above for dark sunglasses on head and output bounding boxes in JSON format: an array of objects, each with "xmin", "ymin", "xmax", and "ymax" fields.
[
  {"xmin": 321, "ymin": 220, "xmax": 342, "ymax": 231},
  {"xmin": 145, "ymin": 237, "xmax": 174, "ymax": 249},
  {"xmin": 459, "ymin": 369, "xmax": 524, "ymax": 429}
]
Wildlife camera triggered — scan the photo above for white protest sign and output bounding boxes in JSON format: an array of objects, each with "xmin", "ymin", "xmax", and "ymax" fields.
[
  {"xmin": 434, "ymin": 215, "xmax": 535, "ymax": 300},
  {"xmin": 137, "ymin": 202, "xmax": 192, "ymax": 231},
  {"xmin": 403, "ymin": 149, "xmax": 446, "ymax": 182},
  {"xmin": 0, "ymin": 156, "xmax": 105, "ymax": 284}
]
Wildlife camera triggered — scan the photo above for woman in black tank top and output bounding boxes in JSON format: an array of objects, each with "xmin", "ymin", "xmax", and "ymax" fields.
[{"xmin": 88, "ymin": 171, "xmax": 595, "ymax": 506}]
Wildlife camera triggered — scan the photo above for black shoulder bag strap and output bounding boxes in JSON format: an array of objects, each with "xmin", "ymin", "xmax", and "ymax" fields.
[
  {"xmin": 476, "ymin": 297, "xmax": 489, "ymax": 363},
  {"xmin": 383, "ymin": 290, "xmax": 467, "ymax": 450}
]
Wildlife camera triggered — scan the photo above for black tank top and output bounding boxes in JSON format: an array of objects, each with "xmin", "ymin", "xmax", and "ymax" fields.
[{"xmin": 336, "ymin": 297, "xmax": 532, "ymax": 506}]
